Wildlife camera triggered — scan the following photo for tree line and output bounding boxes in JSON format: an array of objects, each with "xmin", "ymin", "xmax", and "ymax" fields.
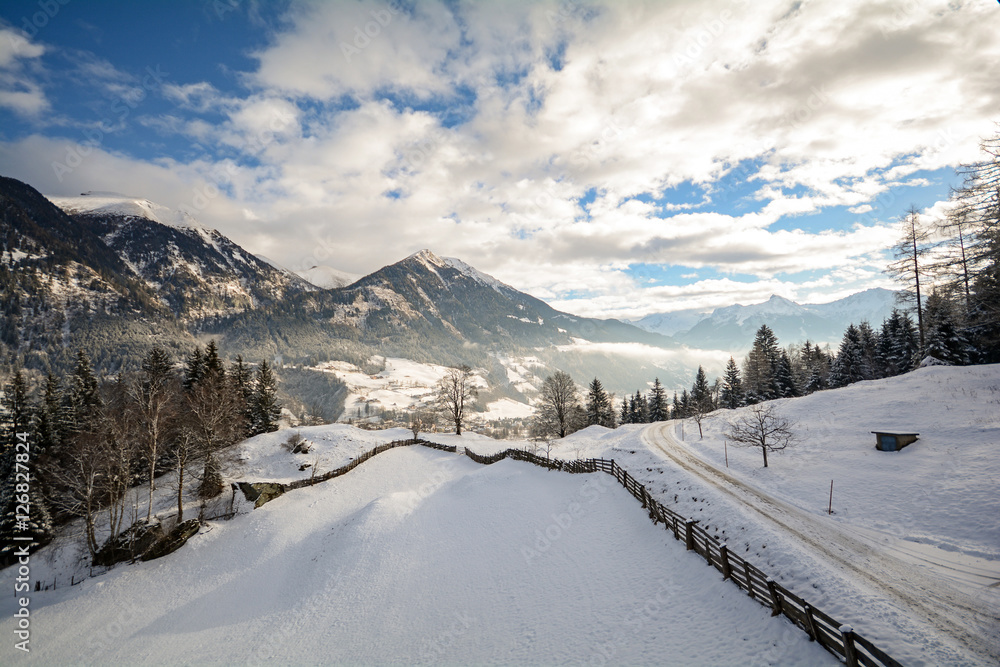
[
  {"xmin": 0, "ymin": 341, "xmax": 281, "ymax": 566},
  {"xmin": 525, "ymin": 299, "xmax": 985, "ymax": 442},
  {"xmin": 887, "ymin": 131, "xmax": 1000, "ymax": 364}
]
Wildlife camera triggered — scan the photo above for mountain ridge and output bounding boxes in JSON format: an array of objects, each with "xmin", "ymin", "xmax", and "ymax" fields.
[{"xmin": 634, "ymin": 288, "xmax": 899, "ymax": 351}]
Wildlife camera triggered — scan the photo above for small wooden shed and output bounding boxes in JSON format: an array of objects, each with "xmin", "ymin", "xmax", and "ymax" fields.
[{"xmin": 871, "ymin": 431, "xmax": 919, "ymax": 452}]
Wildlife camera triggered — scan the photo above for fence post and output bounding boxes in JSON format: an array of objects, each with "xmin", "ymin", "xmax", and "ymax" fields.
[
  {"xmin": 744, "ymin": 561, "xmax": 755, "ymax": 599},
  {"xmin": 802, "ymin": 604, "xmax": 818, "ymax": 642},
  {"xmin": 840, "ymin": 625, "xmax": 859, "ymax": 667},
  {"xmin": 671, "ymin": 516, "xmax": 679, "ymax": 541},
  {"xmin": 766, "ymin": 578, "xmax": 783, "ymax": 617},
  {"xmin": 685, "ymin": 520, "xmax": 695, "ymax": 551},
  {"xmin": 719, "ymin": 544, "xmax": 732, "ymax": 580}
]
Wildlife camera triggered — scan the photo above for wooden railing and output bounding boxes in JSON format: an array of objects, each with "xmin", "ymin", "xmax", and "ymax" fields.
[
  {"xmin": 248, "ymin": 440, "xmax": 902, "ymax": 667},
  {"xmin": 461, "ymin": 446, "xmax": 902, "ymax": 667}
]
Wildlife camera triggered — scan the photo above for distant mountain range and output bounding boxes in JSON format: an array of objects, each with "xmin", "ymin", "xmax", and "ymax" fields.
[
  {"xmin": 1, "ymin": 174, "xmax": 900, "ymax": 400},
  {"xmin": 632, "ymin": 290, "xmax": 900, "ymax": 352},
  {"xmin": 0, "ymin": 176, "xmax": 680, "ymax": 395}
]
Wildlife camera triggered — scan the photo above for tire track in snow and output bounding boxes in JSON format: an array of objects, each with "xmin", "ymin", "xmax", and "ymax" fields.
[{"xmin": 642, "ymin": 422, "xmax": 1000, "ymax": 664}]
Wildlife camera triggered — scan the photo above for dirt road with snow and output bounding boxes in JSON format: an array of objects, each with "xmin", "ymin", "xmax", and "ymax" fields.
[{"xmin": 642, "ymin": 422, "xmax": 1000, "ymax": 665}]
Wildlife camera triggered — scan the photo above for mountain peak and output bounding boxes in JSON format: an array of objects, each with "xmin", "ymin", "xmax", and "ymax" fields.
[
  {"xmin": 407, "ymin": 249, "xmax": 446, "ymax": 266},
  {"xmin": 49, "ymin": 192, "xmax": 206, "ymax": 231}
]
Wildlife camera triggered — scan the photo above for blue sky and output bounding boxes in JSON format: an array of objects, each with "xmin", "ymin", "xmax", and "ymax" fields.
[{"xmin": 1, "ymin": 0, "xmax": 997, "ymax": 319}]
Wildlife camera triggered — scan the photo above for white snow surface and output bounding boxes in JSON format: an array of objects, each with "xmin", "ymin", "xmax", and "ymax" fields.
[
  {"xmin": 49, "ymin": 192, "xmax": 206, "ymax": 230},
  {"xmin": 313, "ymin": 357, "xmax": 523, "ymax": 423},
  {"xmin": 295, "ymin": 264, "xmax": 363, "ymax": 289},
  {"xmin": 3, "ymin": 364, "xmax": 998, "ymax": 665},
  {"xmin": 547, "ymin": 364, "xmax": 1000, "ymax": 666},
  {"xmin": 1, "ymin": 440, "xmax": 828, "ymax": 666}
]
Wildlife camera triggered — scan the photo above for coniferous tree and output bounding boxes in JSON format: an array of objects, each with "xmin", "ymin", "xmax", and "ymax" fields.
[
  {"xmin": 34, "ymin": 373, "xmax": 63, "ymax": 454},
  {"xmin": 671, "ymin": 391, "xmax": 682, "ymax": 419},
  {"xmin": 720, "ymin": 357, "xmax": 743, "ymax": 409},
  {"xmin": 773, "ymin": 351, "xmax": 799, "ymax": 398},
  {"xmin": 743, "ymin": 325, "xmax": 780, "ymax": 403},
  {"xmin": 830, "ymin": 324, "xmax": 872, "ymax": 388},
  {"xmin": 0, "ymin": 370, "xmax": 53, "ymax": 565},
  {"xmin": 803, "ymin": 342, "xmax": 829, "ymax": 394},
  {"xmin": 690, "ymin": 366, "xmax": 713, "ymax": 411},
  {"xmin": 647, "ymin": 378, "xmax": 668, "ymax": 422},
  {"xmin": 66, "ymin": 350, "xmax": 101, "ymax": 436},
  {"xmin": 183, "ymin": 347, "xmax": 205, "ymax": 392},
  {"xmin": 857, "ymin": 322, "xmax": 880, "ymax": 379},
  {"xmin": 585, "ymin": 378, "xmax": 615, "ymax": 428},
  {"xmin": 878, "ymin": 310, "xmax": 918, "ymax": 377},
  {"xmin": 680, "ymin": 389, "xmax": 691, "ymax": 419},
  {"xmin": 921, "ymin": 291, "xmax": 972, "ymax": 365},
  {"xmin": 689, "ymin": 366, "xmax": 714, "ymax": 438},
  {"xmin": 619, "ymin": 395, "xmax": 631, "ymax": 425},
  {"xmin": 203, "ymin": 340, "xmax": 225, "ymax": 383},
  {"xmin": 231, "ymin": 355, "xmax": 253, "ymax": 436},
  {"xmin": 251, "ymin": 360, "xmax": 281, "ymax": 436},
  {"xmin": 629, "ymin": 391, "xmax": 648, "ymax": 424}
]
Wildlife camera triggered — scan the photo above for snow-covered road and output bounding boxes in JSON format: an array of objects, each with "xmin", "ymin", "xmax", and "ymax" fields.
[{"xmin": 642, "ymin": 421, "xmax": 1000, "ymax": 665}]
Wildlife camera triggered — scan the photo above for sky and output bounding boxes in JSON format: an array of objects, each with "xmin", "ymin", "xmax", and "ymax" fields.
[{"xmin": 0, "ymin": 0, "xmax": 997, "ymax": 320}]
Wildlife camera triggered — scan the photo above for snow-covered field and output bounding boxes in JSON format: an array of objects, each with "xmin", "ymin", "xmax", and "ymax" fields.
[
  {"xmin": 312, "ymin": 356, "xmax": 538, "ymax": 423},
  {"xmin": 2, "ymin": 364, "xmax": 997, "ymax": 665},
  {"xmin": 2, "ymin": 447, "xmax": 829, "ymax": 665},
  {"xmin": 541, "ymin": 364, "xmax": 1000, "ymax": 666}
]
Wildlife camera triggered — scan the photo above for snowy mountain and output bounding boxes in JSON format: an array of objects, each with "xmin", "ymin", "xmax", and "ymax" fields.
[
  {"xmin": 294, "ymin": 264, "xmax": 362, "ymax": 289},
  {"xmin": 635, "ymin": 289, "xmax": 900, "ymax": 352},
  {"xmin": 212, "ymin": 249, "xmax": 683, "ymax": 393},
  {"xmin": 632, "ymin": 308, "xmax": 709, "ymax": 337},
  {"xmin": 0, "ymin": 176, "xmax": 192, "ymax": 368},
  {"xmin": 2, "ymin": 176, "xmax": 690, "ymax": 391},
  {"xmin": 52, "ymin": 192, "xmax": 205, "ymax": 230},
  {"xmin": 50, "ymin": 192, "xmax": 315, "ymax": 319}
]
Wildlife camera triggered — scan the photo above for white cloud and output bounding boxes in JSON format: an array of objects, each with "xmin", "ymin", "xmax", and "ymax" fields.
[
  {"xmin": 0, "ymin": 27, "xmax": 47, "ymax": 116},
  {"xmin": 2, "ymin": 0, "xmax": 998, "ymax": 318}
]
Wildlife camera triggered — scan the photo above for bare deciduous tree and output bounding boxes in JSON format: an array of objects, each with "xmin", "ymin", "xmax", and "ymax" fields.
[
  {"xmin": 185, "ymin": 376, "xmax": 243, "ymax": 499},
  {"xmin": 436, "ymin": 365, "xmax": 477, "ymax": 435},
  {"xmin": 130, "ymin": 349, "xmax": 181, "ymax": 521},
  {"xmin": 886, "ymin": 207, "xmax": 932, "ymax": 349},
  {"xmin": 410, "ymin": 410, "xmax": 433, "ymax": 441},
  {"xmin": 724, "ymin": 403, "xmax": 797, "ymax": 468},
  {"xmin": 533, "ymin": 371, "xmax": 581, "ymax": 439}
]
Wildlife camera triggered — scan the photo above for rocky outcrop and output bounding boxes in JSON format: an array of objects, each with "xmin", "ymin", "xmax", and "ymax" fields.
[
  {"xmin": 141, "ymin": 520, "xmax": 201, "ymax": 561},
  {"xmin": 93, "ymin": 520, "xmax": 165, "ymax": 567},
  {"xmin": 235, "ymin": 481, "xmax": 288, "ymax": 508}
]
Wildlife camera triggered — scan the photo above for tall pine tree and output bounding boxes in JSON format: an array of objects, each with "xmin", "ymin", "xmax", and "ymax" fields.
[
  {"xmin": 647, "ymin": 378, "xmax": 668, "ymax": 422},
  {"xmin": 720, "ymin": 357, "xmax": 743, "ymax": 409},
  {"xmin": 830, "ymin": 324, "xmax": 872, "ymax": 387},
  {"xmin": 0, "ymin": 370, "xmax": 53, "ymax": 565},
  {"xmin": 250, "ymin": 360, "xmax": 280, "ymax": 435},
  {"xmin": 584, "ymin": 378, "xmax": 615, "ymax": 428},
  {"xmin": 922, "ymin": 291, "xmax": 972, "ymax": 365}
]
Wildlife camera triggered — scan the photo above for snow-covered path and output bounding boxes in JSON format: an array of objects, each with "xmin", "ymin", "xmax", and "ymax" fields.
[
  {"xmin": 2, "ymin": 446, "xmax": 832, "ymax": 666},
  {"xmin": 642, "ymin": 421, "xmax": 1000, "ymax": 665}
]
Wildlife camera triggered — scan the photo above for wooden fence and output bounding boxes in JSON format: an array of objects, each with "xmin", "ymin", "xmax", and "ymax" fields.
[
  {"xmin": 251, "ymin": 440, "xmax": 902, "ymax": 667},
  {"xmin": 459, "ymin": 445, "xmax": 901, "ymax": 667}
]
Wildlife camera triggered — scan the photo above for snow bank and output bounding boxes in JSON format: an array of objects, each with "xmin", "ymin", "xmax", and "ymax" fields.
[{"xmin": 0, "ymin": 447, "xmax": 830, "ymax": 665}]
